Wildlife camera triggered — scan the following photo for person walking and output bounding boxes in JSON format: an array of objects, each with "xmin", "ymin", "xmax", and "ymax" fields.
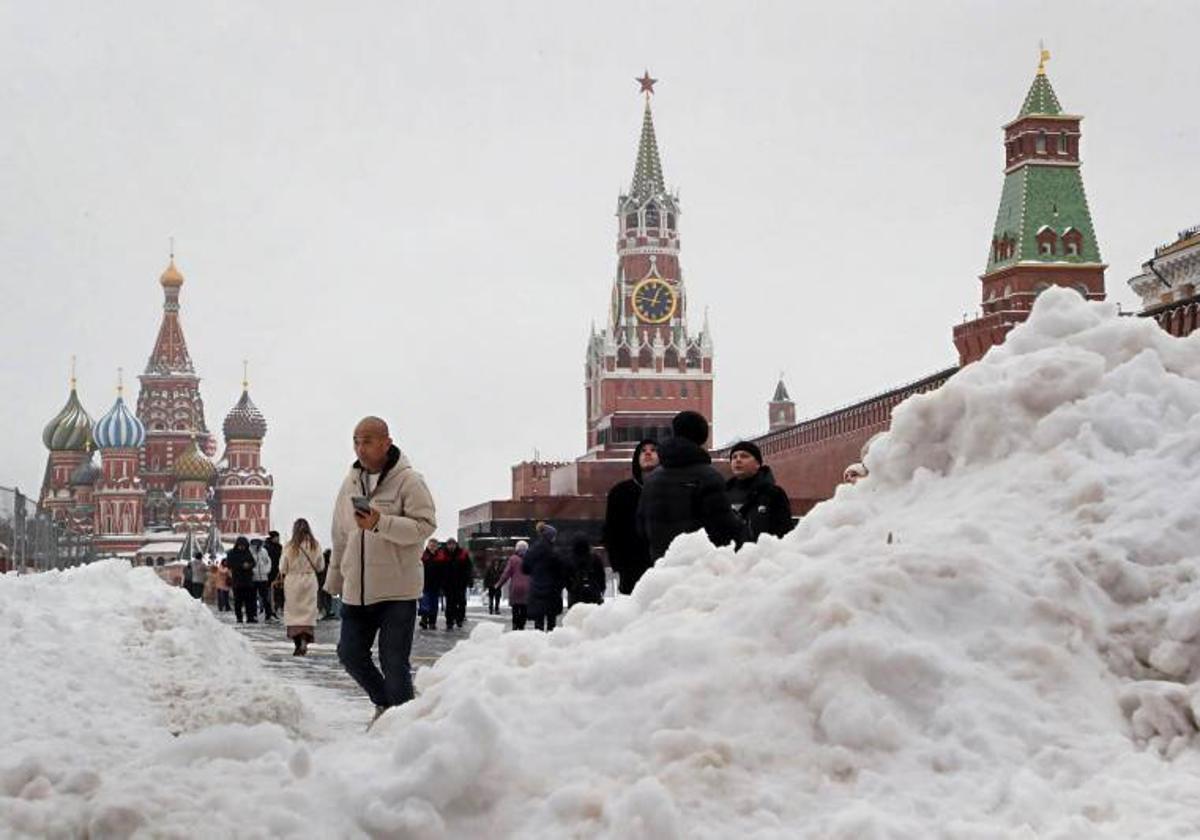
[
  {"xmin": 325, "ymin": 416, "xmax": 436, "ymax": 728},
  {"xmin": 188, "ymin": 551, "xmax": 208, "ymax": 599},
  {"xmin": 317, "ymin": 548, "xmax": 335, "ymax": 620},
  {"xmin": 522, "ymin": 523, "xmax": 567, "ymax": 632},
  {"xmin": 224, "ymin": 536, "xmax": 258, "ymax": 623},
  {"xmin": 266, "ymin": 530, "xmax": 285, "ymax": 615},
  {"xmin": 443, "ymin": 537, "xmax": 473, "ymax": 630},
  {"xmin": 636, "ymin": 411, "xmax": 746, "ymax": 562},
  {"xmin": 214, "ymin": 559, "xmax": 232, "ymax": 613},
  {"xmin": 602, "ymin": 439, "xmax": 658, "ymax": 594},
  {"xmin": 726, "ymin": 441, "xmax": 794, "ymax": 542},
  {"xmin": 495, "ymin": 540, "xmax": 531, "ymax": 630},
  {"xmin": 418, "ymin": 538, "xmax": 440, "ymax": 629},
  {"xmin": 566, "ymin": 535, "xmax": 607, "ymax": 608},
  {"xmin": 250, "ymin": 538, "xmax": 277, "ymax": 622},
  {"xmin": 279, "ymin": 518, "xmax": 324, "ymax": 656},
  {"xmin": 482, "ymin": 553, "xmax": 505, "ymax": 615}
]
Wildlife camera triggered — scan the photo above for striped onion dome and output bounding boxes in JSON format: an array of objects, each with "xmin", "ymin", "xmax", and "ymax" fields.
[
  {"xmin": 223, "ymin": 389, "xmax": 267, "ymax": 441},
  {"xmin": 174, "ymin": 437, "xmax": 216, "ymax": 482},
  {"xmin": 70, "ymin": 454, "xmax": 101, "ymax": 486},
  {"xmin": 94, "ymin": 396, "xmax": 146, "ymax": 449},
  {"xmin": 42, "ymin": 387, "xmax": 94, "ymax": 452}
]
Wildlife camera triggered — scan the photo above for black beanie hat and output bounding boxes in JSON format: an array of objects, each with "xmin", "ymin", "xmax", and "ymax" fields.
[
  {"xmin": 671, "ymin": 410, "xmax": 710, "ymax": 445},
  {"xmin": 729, "ymin": 440, "xmax": 763, "ymax": 465}
]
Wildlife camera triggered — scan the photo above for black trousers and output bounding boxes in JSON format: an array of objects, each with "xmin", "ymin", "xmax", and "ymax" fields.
[
  {"xmin": 487, "ymin": 587, "xmax": 502, "ymax": 613},
  {"xmin": 337, "ymin": 600, "xmax": 417, "ymax": 708},
  {"xmin": 217, "ymin": 589, "xmax": 231, "ymax": 611},
  {"xmin": 255, "ymin": 581, "xmax": 276, "ymax": 619},
  {"xmin": 233, "ymin": 585, "xmax": 257, "ymax": 622},
  {"xmin": 445, "ymin": 588, "xmax": 467, "ymax": 626},
  {"xmin": 511, "ymin": 603, "xmax": 528, "ymax": 630}
]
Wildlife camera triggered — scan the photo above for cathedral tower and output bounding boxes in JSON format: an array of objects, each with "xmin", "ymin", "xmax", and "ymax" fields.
[
  {"xmin": 92, "ymin": 378, "xmax": 147, "ymax": 553},
  {"xmin": 584, "ymin": 73, "xmax": 714, "ymax": 456},
  {"xmin": 954, "ymin": 52, "xmax": 1106, "ymax": 365},
  {"xmin": 39, "ymin": 369, "xmax": 94, "ymax": 523},
  {"xmin": 216, "ymin": 376, "xmax": 273, "ymax": 536},
  {"xmin": 137, "ymin": 257, "xmax": 215, "ymax": 528}
]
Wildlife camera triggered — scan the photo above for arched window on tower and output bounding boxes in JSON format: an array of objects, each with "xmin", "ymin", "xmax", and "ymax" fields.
[
  {"xmin": 1062, "ymin": 227, "xmax": 1083, "ymax": 257},
  {"xmin": 625, "ymin": 213, "xmax": 638, "ymax": 232},
  {"xmin": 1036, "ymin": 226, "xmax": 1057, "ymax": 257},
  {"xmin": 664, "ymin": 346, "xmax": 679, "ymax": 370},
  {"xmin": 1036, "ymin": 131, "xmax": 1047, "ymax": 154},
  {"xmin": 1058, "ymin": 133, "xmax": 1068, "ymax": 154},
  {"xmin": 686, "ymin": 347, "xmax": 702, "ymax": 369},
  {"xmin": 665, "ymin": 212, "xmax": 675, "ymax": 232},
  {"xmin": 644, "ymin": 203, "xmax": 660, "ymax": 229},
  {"xmin": 637, "ymin": 344, "xmax": 653, "ymax": 370},
  {"xmin": 617, "ymin": 347, "xmax": 632, "ymax": 368}
]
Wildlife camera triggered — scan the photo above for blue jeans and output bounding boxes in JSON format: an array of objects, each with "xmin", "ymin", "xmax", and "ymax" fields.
[{"xmin": 337, "ymin": 600, "xmax": 416, "ymax": 708}]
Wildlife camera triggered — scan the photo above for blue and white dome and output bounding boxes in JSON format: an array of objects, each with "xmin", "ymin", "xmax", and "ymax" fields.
[{"xmin": 94, "ymin": 396, "xmax": 146, "ymax": 449}]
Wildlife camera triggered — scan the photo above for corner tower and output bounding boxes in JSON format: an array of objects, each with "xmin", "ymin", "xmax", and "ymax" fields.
[
  {"xmin": 136, "ymin": 257, "xmax": 215, "ymax": 527},
  {"xmin": 584, "ymin": 73, "xmax": 714, "ymax": 455},
  {"xmin": 953, "ymin": 51, "xmax": 1106, "ymax": 365}
]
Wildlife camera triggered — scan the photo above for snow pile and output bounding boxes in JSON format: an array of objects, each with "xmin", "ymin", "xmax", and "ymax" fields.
[{"xmin": 4, "ymin": 288, "xmax": 1200, "ymax": 838}]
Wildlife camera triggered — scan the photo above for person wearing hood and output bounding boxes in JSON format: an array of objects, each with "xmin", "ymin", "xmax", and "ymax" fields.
[
  {"xmin": 726, "ymin": 441, "xmax": 794, "ymax": 541},
  {"xmin": 325, "ymin": 416, "xmax": 437, "ymax": 727},
  {"xmin": 250, "ymin": 537, "xmax": 277, "ymax": 622},
  {"xmin": 602, "ymin": 439, "xmax": 658, "ymax": 595},
  {"xmin": 521, "ymin": 523, "xmax": 568, "ymax": 631},
  {"xmin": 495, "ymin": 540, "xmax": 531, "ymax": 630},
  {"xmin": 223, "ymin": 536, "xmax": 258, "ymax": 624},
  {"xmin": 636, "ymin": 411, "xmax": 746, "ymax": 561}
]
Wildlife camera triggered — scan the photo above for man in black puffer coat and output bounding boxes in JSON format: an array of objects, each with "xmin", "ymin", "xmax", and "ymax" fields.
[
  {"xmin": 602, "ymin": 439, "xmax": 658, "ymax": 594},
  {"xmin": 636, "ymin": 411, "xmax": 746, "ymax": 561},
  {"xmin": 726, "ymin": 441, "xmax": 794, "ymax": 541}
]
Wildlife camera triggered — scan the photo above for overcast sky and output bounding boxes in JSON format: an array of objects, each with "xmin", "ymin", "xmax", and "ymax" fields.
[{"xmin": 2, "ymin": 1, "xmax": 1198, "ymax": 543}]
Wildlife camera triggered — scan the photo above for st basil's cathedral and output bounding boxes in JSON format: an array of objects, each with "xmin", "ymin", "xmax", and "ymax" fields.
[{"xmin": 37, "ymin": 258, "xmax": 274, "ymax": 559}]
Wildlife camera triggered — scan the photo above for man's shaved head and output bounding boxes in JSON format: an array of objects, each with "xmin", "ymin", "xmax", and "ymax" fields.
[
  {"xmin": 353, "ymin": 416, "xmax": 393, "ymax": 471},
  {"xmin": 355, "ymin": 416, "xmax": 390, "ymax": 437}
]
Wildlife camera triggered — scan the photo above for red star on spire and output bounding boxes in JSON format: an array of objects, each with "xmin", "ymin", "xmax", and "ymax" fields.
[{"xmin": 636, "ymin": 70, "xmax": 658, "ymax": 96}]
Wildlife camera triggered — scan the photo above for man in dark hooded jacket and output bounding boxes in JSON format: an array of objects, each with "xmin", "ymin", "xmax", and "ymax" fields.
[
  {"xmin": 636, "ymin": 411, "xmax": 746, "ymax": 561},
  {"xmin": 602, "ymin": 439, "xmax": 658, "ymax": 594},
  {"xmin": 726, "ymin": 441, "xmax": 794, "ymax": 541}
]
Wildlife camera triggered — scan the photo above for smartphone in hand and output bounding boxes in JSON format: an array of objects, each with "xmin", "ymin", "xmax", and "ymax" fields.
[{"xmin": 351, "ymin": 496, "xmax": 372, "ymax": 515}]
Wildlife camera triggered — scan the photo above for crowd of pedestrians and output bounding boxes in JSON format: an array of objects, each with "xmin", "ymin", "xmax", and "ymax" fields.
[{"xmin": 184, "ymin": 410, "xmax": 806, "ymax": 729}]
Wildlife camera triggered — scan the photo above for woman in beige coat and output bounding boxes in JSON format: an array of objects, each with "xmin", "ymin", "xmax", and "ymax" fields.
[{"xmin": 280, "ymin": 518, "xmax": 324, "ymax": 656}]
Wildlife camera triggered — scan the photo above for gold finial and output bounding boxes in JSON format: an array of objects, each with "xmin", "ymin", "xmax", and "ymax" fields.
[
  {"xmin": 1037, "ymin": 41, "xmax": 1050, "ymax": 75},
  {"xmin": 242, "ymin": 359, "xmax": 249, "ymax": 390},
  {"xmin": 117, "ymin": 366, "xmax": 124, "ymax": 396},
  {"xmin": 70, "ymin": 355, "xmax": 77, "ymax": 389},
  {"xmin": 169, "ymin": 236, "xmax": 175, "ymax": 261}
]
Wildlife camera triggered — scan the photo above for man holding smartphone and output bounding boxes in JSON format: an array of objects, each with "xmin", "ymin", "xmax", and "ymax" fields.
[{"xmin": 325, "ymin": 415, "xmax": 437, "ymax": 728}]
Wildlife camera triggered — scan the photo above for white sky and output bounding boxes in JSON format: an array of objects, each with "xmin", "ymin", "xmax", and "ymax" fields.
[{"xmin": 2, "ymin": 1, "xmax": 1197, "ymax": 544}]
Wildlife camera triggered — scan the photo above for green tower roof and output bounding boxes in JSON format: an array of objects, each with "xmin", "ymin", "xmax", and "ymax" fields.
[
  {"xmin": 630, "ymin": 100, "xmax": 665, "ymax": 200},
  {"xmin": 1018, "ymin": 71, "xmax": 1063, "ymax": 117}
]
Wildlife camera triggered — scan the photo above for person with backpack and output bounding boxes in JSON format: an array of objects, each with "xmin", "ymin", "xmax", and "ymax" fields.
[{"xmin": 566, "ymin": 535, "xmax": 606, "ymax": 608}]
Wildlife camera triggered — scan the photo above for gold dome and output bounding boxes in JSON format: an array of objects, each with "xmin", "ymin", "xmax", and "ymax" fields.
[
  {"xmin": 174, "ymin": 437, "xmax": 216, "ymax": 482},
  {"xmin": 159, "ymin": 259, "xmax": 184, "ymax": 288}
]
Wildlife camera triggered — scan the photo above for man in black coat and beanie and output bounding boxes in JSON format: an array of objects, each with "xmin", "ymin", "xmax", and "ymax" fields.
[
  {"xmin": 602, "ymin": 439, "xmax": 658, "ymax": 594},
  {"xmin": 636, "ymin": 411, "xmax": 746, "ymax": 561},
  {"xmin": 726, "ymin": 441, "xmax": 794, "ymax": 541}
]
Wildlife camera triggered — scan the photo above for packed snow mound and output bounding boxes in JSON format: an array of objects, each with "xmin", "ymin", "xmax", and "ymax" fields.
[{"xmin": 3, "ymin": 288, "xmax": 1200, "ymax": 838}]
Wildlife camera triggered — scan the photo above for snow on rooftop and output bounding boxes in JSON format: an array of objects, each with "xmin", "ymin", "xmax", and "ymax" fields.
[{"xmin": 3, "ymin": 288, "xmax": 1200, "ymax": 836}]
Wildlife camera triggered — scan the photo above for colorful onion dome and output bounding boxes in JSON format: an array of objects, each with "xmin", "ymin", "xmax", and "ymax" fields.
[
  {"xmin": 174, "ymin": 437, "xmax": 216, "ymax": 482},
  {"xmin": 223, "ymin": 389, "xmax": 267, "ymax": 441},
  {"xmin": 94, "ymin": 395, "xmax": 146, "ymax": 449},
  {"xmin": 160, "ymin": 258, "xmax": 184, "ymax": 288},
  {"xmin": 42, "ymin": 387, "xmax": 94, "ymax": 452},
  {"xmin": 69, "ymin": 454, "xmax": 101, "ymax": 486}
]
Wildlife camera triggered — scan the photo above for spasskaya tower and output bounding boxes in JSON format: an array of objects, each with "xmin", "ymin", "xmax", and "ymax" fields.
[{"xmin": 584, "ymin": 73, "xmax": 714, "ymax": 457}]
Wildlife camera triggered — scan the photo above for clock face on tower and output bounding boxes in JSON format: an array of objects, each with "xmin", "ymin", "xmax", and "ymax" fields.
[{"xmin": 631, "ymin": 278, "xmax": 677, "ymax": 324}]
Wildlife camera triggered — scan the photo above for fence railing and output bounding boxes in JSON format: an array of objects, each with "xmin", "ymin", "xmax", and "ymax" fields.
[{"xmin": 0, "ymin": 485, "xmax": 95, "ymax": 573}]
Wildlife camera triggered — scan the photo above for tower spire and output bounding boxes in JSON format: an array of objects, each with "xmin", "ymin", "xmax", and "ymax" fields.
[
  {"xmin": 70, "ymin": 355, "xmax": 77, "ymax": 390},
  {"xmin": 630, "ymin": 72, "xmax": 665, "ymax": 200},
  {"xmin": 242, "ymin": 358, "xmax": 249, "ymax": 390}
]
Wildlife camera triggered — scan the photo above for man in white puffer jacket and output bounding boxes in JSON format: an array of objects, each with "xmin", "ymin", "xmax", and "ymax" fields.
[{"xmin": 326, "ymin": 416, "xmax": 437, "ymax": 726}]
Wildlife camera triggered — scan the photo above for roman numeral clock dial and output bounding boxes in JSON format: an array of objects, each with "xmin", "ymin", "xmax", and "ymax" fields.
[{"xmin": 631, "ymin": 278, "xmax": 677, "ymax": 324}]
